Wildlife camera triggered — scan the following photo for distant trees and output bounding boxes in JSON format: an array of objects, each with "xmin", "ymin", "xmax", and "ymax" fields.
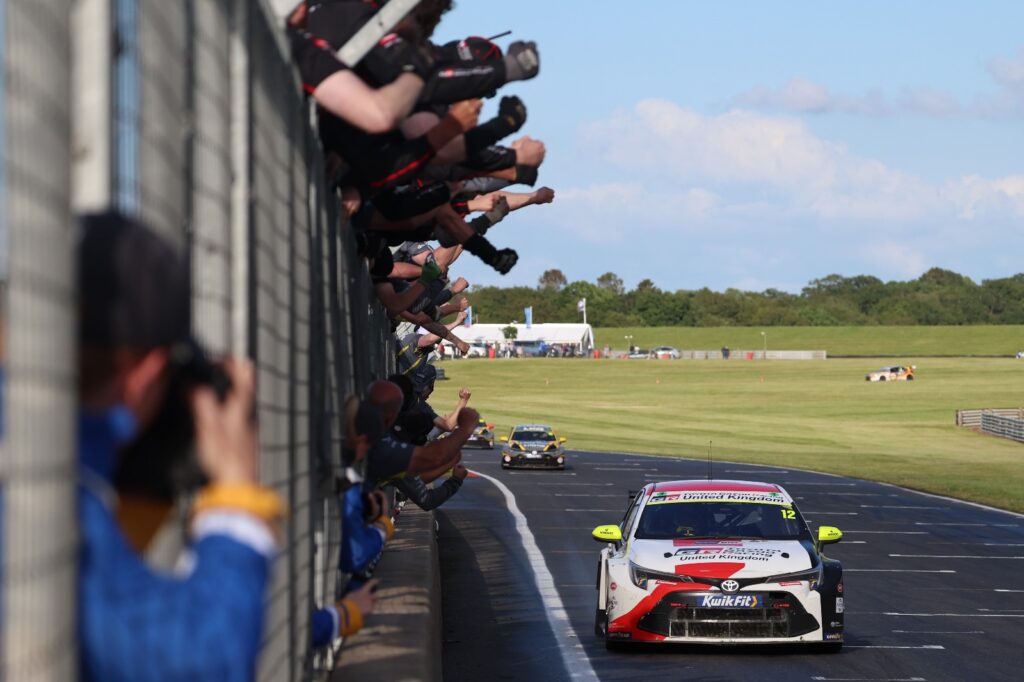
[
  {"xmin": 460, "ymin": 269, "xmax": 1024, "ymax": 327},
  {"xmin": 538, "ymin": 269, "xmax": 568, "ymax": 290}
]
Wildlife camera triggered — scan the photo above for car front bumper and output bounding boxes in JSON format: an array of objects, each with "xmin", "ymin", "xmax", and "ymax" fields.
[{"xmin": 501, "ymin": 452, "xmax": 566, "ymax": 468}]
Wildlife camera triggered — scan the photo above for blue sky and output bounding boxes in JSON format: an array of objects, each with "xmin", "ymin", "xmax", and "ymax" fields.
[{"xmin": 434, "ymin": 1, "xmax": 1024, "ymax": 293}]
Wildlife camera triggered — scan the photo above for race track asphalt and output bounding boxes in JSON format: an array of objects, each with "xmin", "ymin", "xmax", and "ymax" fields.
[{"xmin": 438, "ymin": 448, "xmax": 1024, "ymax": 682}]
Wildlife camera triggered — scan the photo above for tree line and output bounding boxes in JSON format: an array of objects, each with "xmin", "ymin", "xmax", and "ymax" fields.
[{"xmin": 463, "ymin": 268, "xmax": 1024, "ymax": 327}]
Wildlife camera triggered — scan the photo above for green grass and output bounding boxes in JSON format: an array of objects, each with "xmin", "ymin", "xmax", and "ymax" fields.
[
  {"xmin": 595, "ymin": 325, "xmax": 1024, "ymax": 356},
  {"xmin": 432, "ymin": 357, "xmax": 1024, "ymax": 512}
]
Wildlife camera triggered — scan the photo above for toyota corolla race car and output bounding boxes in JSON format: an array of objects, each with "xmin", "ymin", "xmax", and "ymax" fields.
[
  {"xmin": 499, "ymin": 424, "xmax": 567, "ymax": 469},
  {"xmin": 865, "ymin": 365, "xmax": 915, "ymax": 381},
  {"xmin": 593, "ymin": 480, "xmax": 844, "ymax": 651},
  {"xmin": 465, "ymin": 418, "xmax": 496, "ymax": 449}
]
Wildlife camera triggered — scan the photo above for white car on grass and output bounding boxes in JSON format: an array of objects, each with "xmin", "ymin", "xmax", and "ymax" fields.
[{"xmin": 592, "ymin": 480, "xmax": 845, "ymax": 651}]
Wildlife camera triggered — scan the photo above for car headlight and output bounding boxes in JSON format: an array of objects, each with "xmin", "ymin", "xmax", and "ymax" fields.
[
  {"xmin": 629, "ymin": 562, "xmax": 694, "ymax": 590},
  {"xmin": 556, "ymin": 456, "xmax": 564, "ymax": 464},
  {"xmin": 765, "ymin": 564, "xmax": 823, "ymax": 589},
  {"xmin": 502, "ymin": 454, "xmax": 511, "ymax": 462}
]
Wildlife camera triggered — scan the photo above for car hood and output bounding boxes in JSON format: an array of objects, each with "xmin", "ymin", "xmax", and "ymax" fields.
[{"xmin": 630, "ymin": 538, "xmax": 813, "ymax": 579}]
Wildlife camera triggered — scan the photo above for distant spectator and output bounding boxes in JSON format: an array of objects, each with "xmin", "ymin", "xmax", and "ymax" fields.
[{"xmin": 364, "ymin": 380, "xmax": 478, "ymax": 487}]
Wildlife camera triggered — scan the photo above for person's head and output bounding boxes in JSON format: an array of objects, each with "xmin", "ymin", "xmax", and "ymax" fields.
[
  {"xmin": 77, "ymin": 212, "xmax": 191, "ymax": 429},
  {"xmin": 413, "ymin": 363, "xmax": 437, "ymax": 400},
  {"xmin": 386, "ymin": 373, "xmax": 417, "ymax": 412},
  {"xmin": 366, "ymin": 379, "xmax": 404, "ymax": 428},
  {"xmin": 343, "ymin": 395, "xmax": 384, "ymax": 465}
]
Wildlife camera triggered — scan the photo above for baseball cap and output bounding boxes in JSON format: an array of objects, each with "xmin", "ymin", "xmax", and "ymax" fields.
[{"xmin": 78, "ymin": 212, "xmax": 190, "ymax": 348}]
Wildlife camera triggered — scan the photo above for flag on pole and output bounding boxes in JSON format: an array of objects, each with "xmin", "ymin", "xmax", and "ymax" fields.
[
  {"xmin": 464, "ymin": 306, "xmax": 472, "ymax": 327},
  {"xmin": 577, "ymin": 298, "xmax": 586, "ymax": 313},
  {"xmin": 524, "ymin": 306, "xmax": 533, "ymax": 328}
]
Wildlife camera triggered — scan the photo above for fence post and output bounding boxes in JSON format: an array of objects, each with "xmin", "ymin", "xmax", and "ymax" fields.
[{"xmin": 2, "ymin": 1, "xmax": 78, "ymax": 680}]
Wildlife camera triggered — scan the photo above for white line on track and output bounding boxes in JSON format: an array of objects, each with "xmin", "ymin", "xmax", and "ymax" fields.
[
  {"xmin": 977, "ymin": 608, "xmax": 1024, "ymax": 612},
  {"xmin": 552, "ymin": 493, "xmax": 623, "ymax": 498},
  {"xmin": 892, "ymin": 630, "xmax": 984, "ymax": 634},
  {"xmin": 844, "ymin": 530, "xmax": 927, "ymax": 534},
  {"xmin": 876, "ymin": 610, "xmax": 1024, "ymax": 614},
  {"xmin": 811, "ymin": 677, "xmax": 926, "ymax": 681},
  {"xmin": 469, "ymin": 469, "xmax": 599, "ymax": 682},
  {"xmin": 537, "ymin": 482, "xmax": 614, "ymax": 486},
  {"xmin": 726, "ymin": 469, "xmax": 790, "ymax": 474},
  {"xmin": 915, "ymin": 522, "xmax": 1018, "ymax": 527},
  {"xmin": 825, "ymin": 492, "xmax": 888, "ymax": 497},
  {"xmin": 860, "ymin": 505, "xmax": 948, "ymax": 510},
  {"xmin": 994, "ymin": 588, "xmax": 1024, "ymax": 593},
  {"xmin": 983, "ymin": 543, "xmax": 1024, "ymax": 546},
  {"xmin": 803, "ymin": 511, "xmax": 859, "ymax": 515},
  {"xmin": 843, "ymin": 565, "xmax": 954, "ymax": 569},
  {"xmin": 889, "ymin": 554, "xmax": 1024, "ymax": 559},
  {"xmin": 845, "ymin": 645, "xmax": 945, "ymax": 650}
]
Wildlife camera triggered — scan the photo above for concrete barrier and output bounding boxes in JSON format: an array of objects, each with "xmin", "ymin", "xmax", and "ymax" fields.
[{"xmin": 330, "ymin": 506, "xmax": 441, "ymax": 682}]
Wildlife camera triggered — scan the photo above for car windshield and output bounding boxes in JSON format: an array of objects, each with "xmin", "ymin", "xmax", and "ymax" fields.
[
  {"xmin": 513, "ymin": 430, "xmax": 554, "ymax": 442},
  {"xmin": 634, "ymin": 501, "xmax": 809, "ymax": 540}
]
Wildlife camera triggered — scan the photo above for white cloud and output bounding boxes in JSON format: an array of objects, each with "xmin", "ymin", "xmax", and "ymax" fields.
[
  {"xmin": 732, "ymin": 47, "xmax": 1024, "ymax": 121},
  {"xmin": 580, "ymin": 99, "xmax": 952, "ymax": 222},
  {"xmin": 735, "ymin": 77, "xmax": 889, "ymax": 116}
]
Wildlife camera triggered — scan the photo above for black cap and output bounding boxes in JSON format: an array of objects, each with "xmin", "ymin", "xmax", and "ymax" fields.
[{"xmin": 78, "ymin": 212, "xmax": 190, "ymax": 347}]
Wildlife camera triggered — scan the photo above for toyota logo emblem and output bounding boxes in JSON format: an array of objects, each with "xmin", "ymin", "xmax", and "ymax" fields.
[{"xmin": 720, "ymin": 579, "xmax": 740, "ymax": 593}]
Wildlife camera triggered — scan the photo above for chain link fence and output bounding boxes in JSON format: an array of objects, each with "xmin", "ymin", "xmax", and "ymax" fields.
[{"xmin": 2, "ymin": 0, "xmax": 395, "ymax": 679}]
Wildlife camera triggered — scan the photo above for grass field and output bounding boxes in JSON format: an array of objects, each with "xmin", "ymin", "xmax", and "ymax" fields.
[
  {"xmin": 595, "ymin": 325, "xmax": 1024, "ymax": 356},
  {"xmin": 431, "ymin": 357, "xmax": 1024, "ymax": 512}
]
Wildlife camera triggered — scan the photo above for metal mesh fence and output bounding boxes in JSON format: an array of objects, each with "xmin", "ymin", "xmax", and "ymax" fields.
[
  {"xmin": 1, "ymin": 0, "xmax": 396, "ymax": 679},
  {"xmin": 1, "ymin": 2, "xmax": 78, "ymax": 681}
]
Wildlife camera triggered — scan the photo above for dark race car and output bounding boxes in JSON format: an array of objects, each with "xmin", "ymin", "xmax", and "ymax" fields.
[{"xmin": 500, "ymin": 424, "xmax": 568, "ymax": 469}]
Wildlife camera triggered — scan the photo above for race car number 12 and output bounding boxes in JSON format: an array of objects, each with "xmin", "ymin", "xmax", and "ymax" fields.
[{"xmin": 780, "ymin": 509, "xmax": 796, "ymax": 519}]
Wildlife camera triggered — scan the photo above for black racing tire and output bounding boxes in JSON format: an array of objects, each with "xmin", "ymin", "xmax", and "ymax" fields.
[
  {"xmin": 878, "ymin": 376, "xmax": 887, "ymax": 381},
  {"xmin": 906, "ymin": 375, "xmax": 914, "ymax": 381},
  {"xmin": 594, "ymin": 607, "xmax": 607, "ymax": 637}
]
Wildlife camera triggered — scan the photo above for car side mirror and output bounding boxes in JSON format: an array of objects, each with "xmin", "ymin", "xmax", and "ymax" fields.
[
  {"xmin": 559, "ymin": 437, "xmax": 567, "ymax": 443},
  {"xmin": 592, "ymin": 525, "xmax": 622, "ymax": 544},
  {"xmin": 818, "ymin": 526, "xmax": 843, "ymax": 545},
  {"xmin": 499, "ymin": 436, "xmax": 508, "ymax": 443}
]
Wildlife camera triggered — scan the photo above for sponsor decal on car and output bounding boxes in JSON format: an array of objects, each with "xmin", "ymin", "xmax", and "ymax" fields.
[
  {"xmin": 825, "ymin": 633, "xmax": 843, "ymax": 641},
  {"xmin": 673, "ymin": 546, "xmax": 783, "ymax": 562},
  {"xmin": 648, "ymin": 491, "xmax": 789, "ymax": 506},
  {"xmin": 835, "ymin": 597, "xmax": 844, "ymax": 614},
  {"xmin": 698, "ymin": 594, "xmax": 762, "ymax": 608}
]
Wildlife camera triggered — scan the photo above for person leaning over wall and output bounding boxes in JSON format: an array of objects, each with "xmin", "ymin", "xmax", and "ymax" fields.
[{"xmin": 76, "ymin": 212, "xmax": 282, "ymax": 682}]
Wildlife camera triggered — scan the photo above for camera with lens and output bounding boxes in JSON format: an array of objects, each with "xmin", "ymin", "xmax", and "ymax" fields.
[{"xmin": 114, "ymin": 338, "xmax": 232, "ymax": 501}]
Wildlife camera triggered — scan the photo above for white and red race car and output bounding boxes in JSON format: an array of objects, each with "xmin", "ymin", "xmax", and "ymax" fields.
[{"xmin": 593, "ymin": 480, "xmax": 845, "ymax": 650}]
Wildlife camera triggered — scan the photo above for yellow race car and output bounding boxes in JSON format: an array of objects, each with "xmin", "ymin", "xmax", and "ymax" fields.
[{"xmin": 500, "ymin": 424, "xmax": 568, "ymax": 469}]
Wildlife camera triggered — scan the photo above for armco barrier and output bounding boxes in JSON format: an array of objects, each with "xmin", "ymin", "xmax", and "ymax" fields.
[
  {"xmin": 980, "ymin": 413, "xmax": 1024, "ymax": 444},
  {"xmin": 956, "ymin": 408, "xmax": 1024, "ymax": 428}
]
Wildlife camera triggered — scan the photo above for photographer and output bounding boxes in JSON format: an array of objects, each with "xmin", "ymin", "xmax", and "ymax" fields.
[{"xmin": 76, "ymin": 213, "xmax": 281, "ymax": 682}]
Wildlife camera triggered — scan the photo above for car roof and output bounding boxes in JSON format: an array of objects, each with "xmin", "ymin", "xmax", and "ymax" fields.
[
  {"xmin": 643, "ymin": 479, "xmax": 794, "ymax": 504},
  {"xmin": 512, "ymin": 424, "xmax": 552, "ymax": 431}
]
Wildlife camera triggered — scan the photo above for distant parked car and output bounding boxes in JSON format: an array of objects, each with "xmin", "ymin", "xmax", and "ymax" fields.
[
  {"xmin": 628, "ymin": 349, "xmax": 652, "ymax": 359},
  {"xmin": 865, "ymin": 365, "xmax": 915, "ymax": 382},
  {"xmin": 465, "ymin": 344, "xmax": 488, "ymax": 358},
  {"xmin": 652, "ymin": 345, "xmax": 681, "ymax": 359}
]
